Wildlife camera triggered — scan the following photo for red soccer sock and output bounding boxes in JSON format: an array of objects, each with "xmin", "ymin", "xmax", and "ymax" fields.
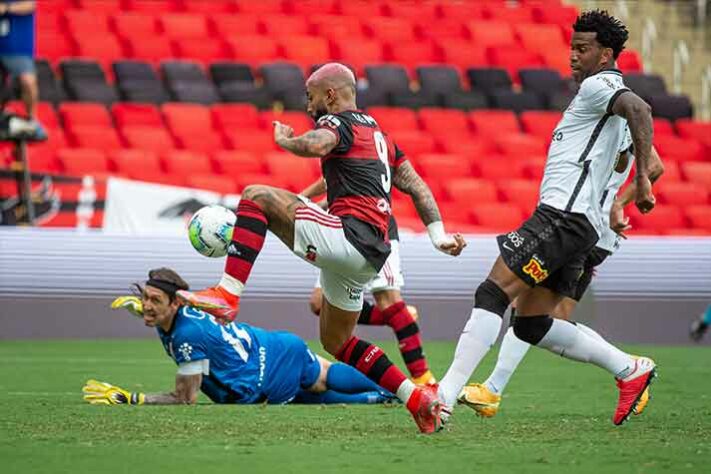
[
  {"xmin": 336, "ymin": 336, "xmax": 408, "ymax": 395},
  {"xmin": 381, "ymin": 301, "xmax": 430, "ymax": 379},
  {"xmin": 356, "ymin": 300, "xmax": 386, "ymax": 325},
  {"xmin": 224, "ymin": 199, "xmax": 268, "ymax": 286}
]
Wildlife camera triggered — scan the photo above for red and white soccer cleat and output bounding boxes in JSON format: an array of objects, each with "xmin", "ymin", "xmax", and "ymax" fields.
[
  {"xmin": 406, "ymin": 384, "xmax": 443, "ymax": 434},
  {"xmin": 176, "ymin": 286, "xmax": 240, "ymax": 323},
  {"xmin": 613, "ymin": 357, "xmax": 656, "ymax": 426}
]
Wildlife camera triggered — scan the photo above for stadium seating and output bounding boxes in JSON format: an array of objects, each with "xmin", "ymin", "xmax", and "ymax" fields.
[{"xmin": 12, "ymin": 0, "xmax": 706, "ymax": 234}]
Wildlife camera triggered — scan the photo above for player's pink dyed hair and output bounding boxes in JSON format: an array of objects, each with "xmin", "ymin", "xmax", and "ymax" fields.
[{"xmin": 306, "ymin": 62, "xmax": 356, "ymax": 93}]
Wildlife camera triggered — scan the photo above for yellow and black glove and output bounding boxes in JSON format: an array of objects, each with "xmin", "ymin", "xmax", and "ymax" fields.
[
  {"xmin": 82, "ymin": 379, "xmax": 145, "ymax": 405},
  {"xmin": 110, "ymin": 296, "xmax": 143, "ymax": 318}
]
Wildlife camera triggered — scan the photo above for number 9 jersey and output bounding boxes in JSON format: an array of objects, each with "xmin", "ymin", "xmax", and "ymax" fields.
[{"xmin": 315, "ymin": 110, "xmax": 408, "ymax": 272}]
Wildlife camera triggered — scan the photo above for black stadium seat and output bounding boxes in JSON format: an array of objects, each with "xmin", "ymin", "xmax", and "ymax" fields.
[
  {"xmin": 218, "ymin": 82, "xmax": 273, "ymax": 109},
  {"xmin": 35, "ymin": 59, "xmax": 65, "ymax": 103},
  {"xmin": 161, "ymin": 61, "xmax": 217, "ymax": 104},
  {"xmin": 624, "ymin": 73, "xmax": 667, "ymax": 100},
  {"xmin": 260, "ymin": 62, "xmax": 306, "ymax": 103},
  {"xmin": 113, "ymin": 60, "xmax": 168, "ymax": 103},
  {"xmin": 210, "ymin": 62, "xmax": 255, "ymax": 86},
  {"xmin": 490, "ymin": 90, "xmax": 546, "ymax": 112},
  {"xmin": 417, "ymin": 65, "xmax": 462, "ymax": 96},
  {"xmin": 648, "ymin": 94, "xmax": 693, "ymax": 121},
  {"xmin": 519, "ymin": 68, "xmax": 565, "ymax": 106},
  {"xmin": 467, "ymin": 68, "xmax": 513, "ymax": 94},
  {"xmin": 442, "ymin": 90, "xmax": 489, "ymax": 110},
  {"xmin": 60, "ymin": 59, "xmax": 117, "ymax": 104},
  {"xmin": 365, "ymin": 65, "xmax": 411, "ymax": 96}
]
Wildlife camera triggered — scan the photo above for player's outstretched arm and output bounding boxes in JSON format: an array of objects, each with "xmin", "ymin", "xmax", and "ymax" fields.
[
  {"xmin": 83, "ymin": 374, "xmax": 202, "ymax": 406},
  {"xmin": 612, "ymin": 92, "xmax": 655, "ymax": 214},
  {"xmin": 273, "ymin": 121, "xmax": 337, "ymax": 158},
  {"xmin": 393, "ymin": 161, "xmax": 466, "ymax": 256},
  {"xmin": 610, "ymin": 146, "xmax": 664, "ymax": 238}
]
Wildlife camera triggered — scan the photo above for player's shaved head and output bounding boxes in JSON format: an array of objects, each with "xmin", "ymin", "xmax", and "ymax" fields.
[{"xmin": 306, "ymin": 62, "xmax": 356, "ymax": 91}]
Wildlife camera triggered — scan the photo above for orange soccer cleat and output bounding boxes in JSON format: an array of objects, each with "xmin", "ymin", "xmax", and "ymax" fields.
[
  {"xmin": 406, "ymin": 384, "xmax": 443, "ymax": 434},
  {"xmin": 176, "ymin": 286, "xmax": 240, "ymax": 323}
]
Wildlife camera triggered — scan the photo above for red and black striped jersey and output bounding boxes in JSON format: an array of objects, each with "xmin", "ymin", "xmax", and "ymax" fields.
[{"xmin": 315, "ymin": 110, "xmax": 407, "ymax": 270}]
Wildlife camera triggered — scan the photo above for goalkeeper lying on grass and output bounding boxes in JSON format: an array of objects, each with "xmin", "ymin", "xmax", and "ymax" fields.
[{"xmin": 83, "ymin": 267, "xmax": 395, "ymax": 406}]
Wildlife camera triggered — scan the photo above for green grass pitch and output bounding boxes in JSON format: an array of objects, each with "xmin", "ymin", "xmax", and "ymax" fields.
[{"xmin": 1, "ymin": 339, "xmax": 709, "ymax": 474}]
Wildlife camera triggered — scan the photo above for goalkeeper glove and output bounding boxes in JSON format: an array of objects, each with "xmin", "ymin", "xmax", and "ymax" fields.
[
  {"xmin": 82, "ymin": 379, "xmax": 145, "ymax": 405},
  {"xmin": 111, "ymin": 296, "xmax": 143, "ymax": 318}
]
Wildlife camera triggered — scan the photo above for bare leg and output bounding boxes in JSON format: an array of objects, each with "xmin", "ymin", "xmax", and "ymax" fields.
[{"xmin": 18, "ymin": 73, "xmax": 38, "ymax": 119}]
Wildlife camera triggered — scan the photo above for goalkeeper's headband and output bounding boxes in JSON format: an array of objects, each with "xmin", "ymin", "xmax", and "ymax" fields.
[{"xmin": 146, "ymin": 279, "xmax": 181, "ymax": 298}]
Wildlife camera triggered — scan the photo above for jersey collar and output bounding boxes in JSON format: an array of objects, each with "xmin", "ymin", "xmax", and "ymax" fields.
[{"xmin": 593, "ymin": 68, "xmax": 623, "ymax": 77}]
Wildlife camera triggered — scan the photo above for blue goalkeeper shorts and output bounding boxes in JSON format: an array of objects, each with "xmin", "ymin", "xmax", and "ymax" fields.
[{"xmin": 260, "ymin": 330, "xmax": 321, "ymax": 404}]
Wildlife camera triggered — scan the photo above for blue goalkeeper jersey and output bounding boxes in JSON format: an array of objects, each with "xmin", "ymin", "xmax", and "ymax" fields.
[{"xmin": 157, "ymin": 306, "xmax": 320, "ymax": 404}]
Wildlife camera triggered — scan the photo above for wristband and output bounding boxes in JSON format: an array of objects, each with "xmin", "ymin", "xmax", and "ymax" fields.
[{"xmin": 427, "ymin": 221, "xmax": 446, "ymax": 245}]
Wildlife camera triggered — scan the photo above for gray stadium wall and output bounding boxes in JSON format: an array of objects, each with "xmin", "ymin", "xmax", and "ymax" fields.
[{"xmin": 1, "ymin": 228, "xmax": 710, "ymax": 345}]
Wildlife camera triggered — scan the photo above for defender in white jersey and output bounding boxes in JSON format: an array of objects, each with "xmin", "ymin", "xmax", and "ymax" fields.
[
  {"xmin": 438, "ymin": 10, "xmax": 658, "ymax": 427},
  {"xmin": 458, "ymin": 131, "xmax": 665, "ymax": 418}
]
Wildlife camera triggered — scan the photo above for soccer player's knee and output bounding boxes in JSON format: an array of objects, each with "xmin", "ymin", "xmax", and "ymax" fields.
[
  {"xmin": 513, "ymin": 315, "xmax": 553, "ymax": 345},
  {"xmin": 241, "ymin": 184, "xmax": 266, "ymax": 201},
  {"xmin": 474, "ymin": 279, "xmax": 510, "ymax": 317},
  {"xmin": 320, "ymin": 334, "xmax": 342, "ymax": 356},
  {"xmin": 309, "ymin": 289, "xmax": 323, "ymax": 316}
]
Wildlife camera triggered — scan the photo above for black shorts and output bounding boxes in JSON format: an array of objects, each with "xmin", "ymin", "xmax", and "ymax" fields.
[
  {"xmin": 570, "ymin": 246, "xmax": 611, "ymax": 302},
  {"xmin": 496, "ymin": 204, "xmax": 599, "ymax": 299}
]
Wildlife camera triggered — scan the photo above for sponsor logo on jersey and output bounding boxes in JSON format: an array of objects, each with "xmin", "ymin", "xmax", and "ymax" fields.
[
  {"xmin": 364, "ymin": 346, "xmax": 380, "ymax": 363},
  {"xmin": 179, "ymin": 342, "xmax": 193, "ymax": 362},
  {"xmin": 317, "ymin": 115, "xmax": 342, "ymax": 129},
  {"xmin": 257, "ymin": 346, "xmax": 267, "ymax": 388},
  {"xmin": 305, "ymin": 244, "xmax": 317, "ymax": 262},
  {"xmin": 522, "ymin": 257, "xmax": 548, "ymax": 283},
  {"xmin": 347, "ymin": 286, "xmax": 363, "ymax": 301},
  {"xmin": 227, "ymin": 243, "xmax": 240, "ymax": 257}
]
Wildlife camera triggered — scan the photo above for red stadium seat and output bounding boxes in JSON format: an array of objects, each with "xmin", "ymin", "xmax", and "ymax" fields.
[
  {"xmin": 26, "ymin": 147, "xmax": 59, "ymax": 173},
  {"xmin": 226, "ymin": 36, "xmax": 280, "ymax": 65},
  {"xmin": 187, "ymin": 174, "xmax": 237, "ymax": 194},
  {"xmin": 6, "ymin": 101, "xmax": 59, "ymax": 129},
  {"xmin": 654, "ymin": 136, "xmax": 705, "ymax": 162},
  {"xmin": 64, "ymin": 10, "xmax": 111, "ymax": 33},
  {"xmin": 631, "ymin": 204, "xmax": 685, "ymax": 231},
  {"xmin": 485, "ymin": 5, "xmax": 535, "ymax": 23},
  {"xmin": 368, "ymin": 107, "xmax": 419, "ymax": 134},
  {"xmin": 440, "ymin": 202, "xmax": 476, "ymax": 227},
  {"xmin": 182, "ymin": 0, "xmax": 234, "ymax": 14},
  {"xmin": 224, "ymin": 130, "xmax": 277, "ymax": 153},
  {"xmin": 686, "ymin": 206, "xmax": 711, "ymax": 231},
  {"xmin": 112, "ymin": 14, "xmax": 158, "ymax": 40},
  {"xmin": 514, "ymin": 23, "xmax": 566, "ymax": 52},
  {"xmin": 466, "ymin": 21, "xmax": 517, "ymax": 48},
  {"xmin": 75, "ymin": 35, "xmax": 125, "ymax": 62},
  {"xmin": 59, "ymin": 103, "xmax": 112, "ymax": 129},
  {"xmin": 523, "ymin": 159, "xmax": 545, "ymax": 181},
  {"xmin": 262, "ymin": 16, "xmax": 311, "ymax": 36},
  {"xmin": 36, "ymin": 32, "xmax": 75, "ymax": 60},
  {"xmin": 388, "ymin": 41, "xmax": 438, "ymax": 69},
  {"xmin": 160, "ymin": 14, "xmax": 209, "ymax": 39},
  {"xmin": 416, "ymin": 19, "xmax": 469, "ymax": 42},
  {"xmin": 122, "ymin": 126, "xmax": 177, "ymax": 152},
  {"xmin": 437, "ymin": 40, "xmax": 488, "ymax": 70},
  {"xmin": 213, "ymin": 150, "xmax": 266, "ymax": 176},
  {"xmin": 364, "ymin": 17, "xmax": 416, "ymax": 43},
  {"xmin": 109, "ymin": 149, "xmax": 161, "ymax": 175},
  {"xmin": 260, "ymin": 111, "xmax": 314, "ymax": 135},
  {"xmin": 657, "ymin": 182, "xmax": 709, "ymax": 207},
  {"xmin": 660, "ymin": 160, "xmax": 682, "ymax": 182},
  {"xmin": 653, "ymin": 118, "xmax": 675, "ymax": 137},
  {"xmin": 499, "ymin": 179, "xmax": 540, "ymax": 212},
  {"xmin": 519, "ymin": 111, "xmax": 562, "ymax": 141},
  {"xmin": 211, "ymin": 104, "xmax": 260, "ymax": 131},
  {"xmin": 57, "ymin": 148, "xmax": 110, "ymax": 176},
  {"xmin": 126, "ymin": 37, "xmax": 175, "ymax": 62},
  {"xmin": 67, "ymin": 126, "xmax": 123, "ymax": 149},
  {"xmin": 676, "ymin": 119, "xmax": 711, "ymax": 146},
  {"xmin": 173, "ymin": 39, "xmax": 229, "ymax": 62},
  {"xmin": 333, "ymin": 38, "xmax": 385, "ymax": 74},
  {"xmin": 617, "ymin": 50, "xmax": 643, "ymax": 73},
  {"xmin": 538, "ymin": 43, "xmax": 572, "ymax": 77},
  {"xmin": 444, "ymin": 178, "xmax": 499, "ymax": 204},
  {"xmin": 470, "ymin": 204, "xmax": 524, "ymax": 230},
  {"xmin": 531, "ymin": 4, "xmax": 578, "ymax": 27},
  {"xmin": 112, "ymin": 103, "xmax": 163, "ymax": 128},
  {"xmin": 125, "ymin": 0, "xmax": 178, "ymax": 13},
  {"xmin": 494, "ymin": 133, "xmax": 548, "ymax": 158},
  {"xmin": 281, "ymin": 36, "xmax": 332, "ymax": 67},
  {"xmin": 419, "ymin": 108, "xmax": 471, "ymax": 137},
  {"xmin": 469, "ymin": 110, "xmax": 520, "ymax": 136},
  {"xmin": 386, "ymin": 2, "xmax": 440, "ymax": 21},
  {"xmin": 681, "ymin": 162, "xmax": 711, "ymax": 189},
  {"xmin": 211, "ymin": 15, "xmax": 262, "ymax": 39},
  {"xmin": 36, "ymin": 11, "xmax": 63, "ymax": 32},
  {"xmin": 264, "ymin": 152, "xmax": 320, "ymax": 190},
  {"xmin": 176, "ymin": 131, "xmax": 226, "ymax": 154},
  {"xmin": 413, "ymin": 154, "xmax": 473, "ymax": 180},
  {"xmin": 234, "ymin": 0, "xmax": 286, "ymax": 15},
  {"xmin": 162, "ymin": 150, "xmax": 212, "ymax": 175},
  {"xmin": 477, "ymin": 158, "xmax": 527, "ymax": 180},
  {"xmin": 488, "ymin": 47, "xmax": 545, "ymax": 80},
  {"xmin": 437, "ymin": 137, "xmax": 495, "ymax": 160},
  {"xmin": 340, "ymin": 1, "xmax": 385, "ymax": 18},
  {"xmin": 439, "ymin": 2, "xmax": 486, "ymax": 20},
  {"xmin": 390, "ymin": 131, "xmax": 437, "ymax": 155},
  {"xmin": 162, "ymin": 103, "xmax": 212, "ymax": 133},
  {"xmin": 310, "ymin": 15, "xmax": 363, "ymax": 39},
  {"xmin": 128, "ymin": 170, "xmax": 186, "ymax": 186}
]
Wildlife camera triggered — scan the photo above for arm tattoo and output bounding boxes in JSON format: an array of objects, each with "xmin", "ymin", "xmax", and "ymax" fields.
[
  {"xmin": 144, "ymin": 373, "xmax": 201, "ymax": 405},
  {"xmin": 279, "ymin": 130, "xmax": 337, "ymax": 157},
  {"xmin": 392, "ymin": 161, "xmax": 441, "ymax": 225},
  {"xmin": 613, "ymin": 93, "xmax": 653, "ymax": 178}
]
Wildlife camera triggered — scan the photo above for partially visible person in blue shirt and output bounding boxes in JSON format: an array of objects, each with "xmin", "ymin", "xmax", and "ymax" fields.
[
  {"xmin": 0, "ymin": 1, "xmax": 46, "ymax": 139},
  {"xmin": 88, "ymin": 267, "xmax": 394, "ymax": 406}
]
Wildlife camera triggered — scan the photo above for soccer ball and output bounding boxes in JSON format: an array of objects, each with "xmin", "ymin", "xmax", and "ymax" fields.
[{"xmin": 187, "ymin": 205, "xmax": 236, "ymax": 258}]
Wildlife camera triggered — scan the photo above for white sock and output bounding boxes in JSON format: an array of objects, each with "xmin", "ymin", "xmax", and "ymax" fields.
[
  {"xmin": 219, "ymin": 273, "xmax": 245, "ymax": 296},
  {"xmin": 396, "ymin": 379, "xmax": 416, "ymax": 404},
  {"xmin": 537, "ymin": 319, "xmax": 635, "ymax": 379},
  {"xmin": 438, "ymin": 308, "xmax": 503, "ymax": 408},
  {"xmin": 577, "ymin": 322, "xmax": 606, "ymax": 343},
  {"xmin": 484, "ymin": 327, "xmax": 531, "ymax": 395}
]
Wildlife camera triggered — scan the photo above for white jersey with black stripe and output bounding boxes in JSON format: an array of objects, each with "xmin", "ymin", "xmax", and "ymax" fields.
[
  {"xmin": 539, "ymin": 69, "xmax": 630, "ymax": 237},
  {"xmin": 597, "ymin": 127, "xmax": 634, "ymax": 253}
]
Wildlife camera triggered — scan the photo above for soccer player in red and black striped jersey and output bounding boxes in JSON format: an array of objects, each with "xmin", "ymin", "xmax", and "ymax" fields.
[{"xmin": 177, "ymin": 63, "xmax": 466, "ymax": 433}]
